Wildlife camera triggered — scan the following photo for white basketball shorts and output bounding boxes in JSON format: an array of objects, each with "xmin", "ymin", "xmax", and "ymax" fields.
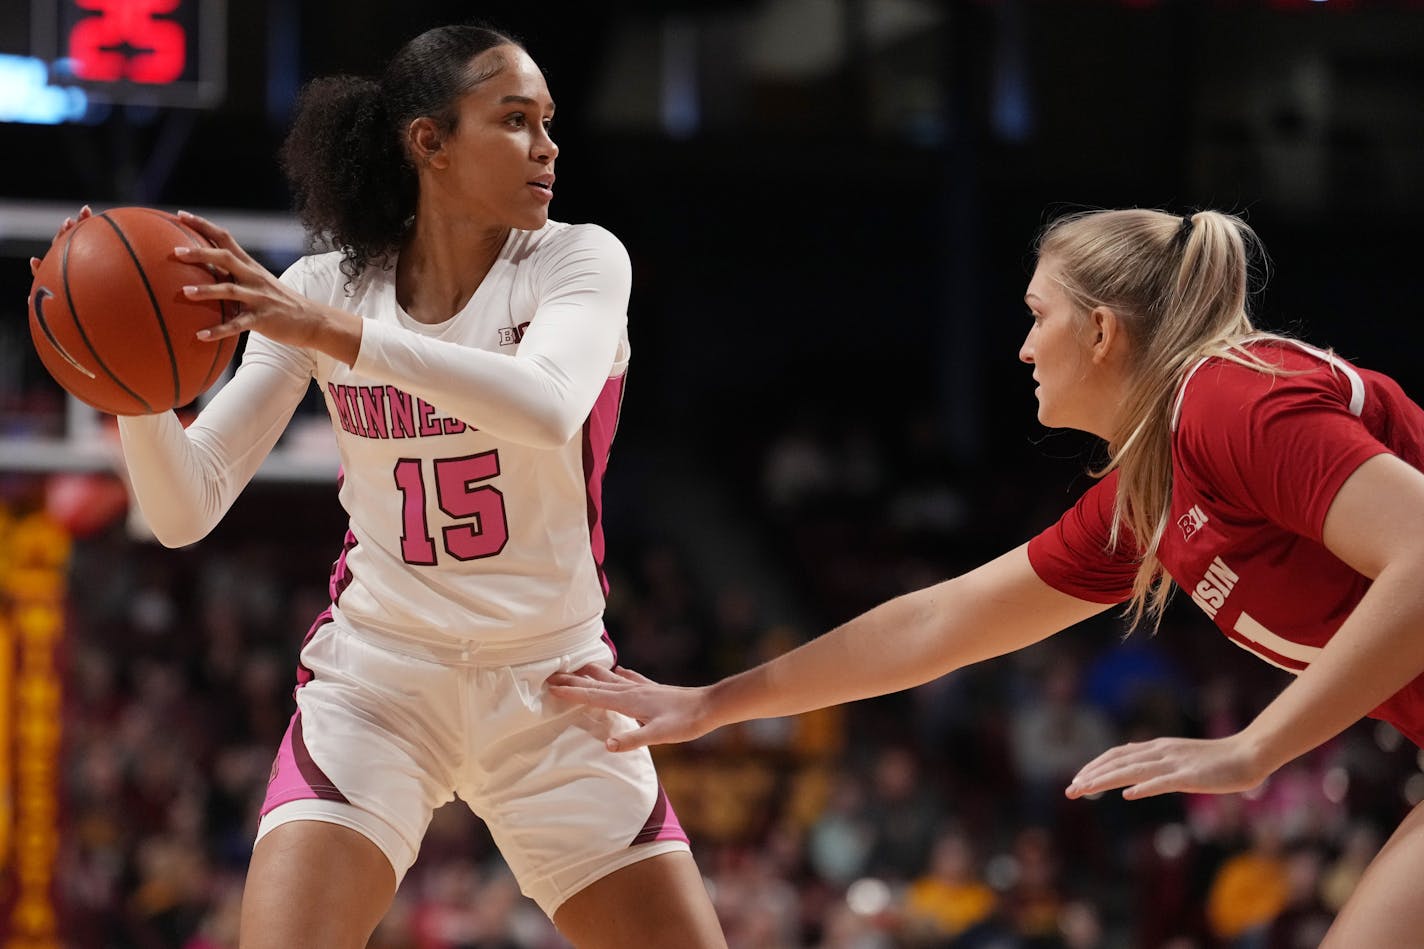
[{"xmin": 256, "ymin": 612, "xmax": 689, "ymax": 916}]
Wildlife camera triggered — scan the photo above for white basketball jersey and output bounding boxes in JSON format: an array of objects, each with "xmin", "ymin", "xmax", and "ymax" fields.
[{"xmin": 261, "ymin": 221, "xmax": 630, "ymax": 652}]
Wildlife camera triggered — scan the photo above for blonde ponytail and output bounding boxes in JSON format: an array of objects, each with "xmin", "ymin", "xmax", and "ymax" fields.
[{"xmin": 1036, "ymin": 209, "xmax": 1279, "ymax": 630}]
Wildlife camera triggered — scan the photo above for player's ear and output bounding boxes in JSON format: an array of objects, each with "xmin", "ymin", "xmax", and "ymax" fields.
[
  {"xmin": 407, "ymin": 118, "xmax": 448, "ymax": 168},
  {"xmin": 1088, "ymin": 306, "xmax": 1125, "ymax": 365}
]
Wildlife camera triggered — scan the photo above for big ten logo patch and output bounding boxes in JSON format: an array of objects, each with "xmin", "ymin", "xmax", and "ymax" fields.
[
  {"xmin": 1178, "ymin": 504, "xmax": 1209, "ymax": 541},
  {"xmin": 497, "ymin": 322, "xmax": 531, "ymax": 347}
]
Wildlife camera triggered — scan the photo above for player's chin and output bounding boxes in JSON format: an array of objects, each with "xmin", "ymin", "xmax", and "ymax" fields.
[{"xmin": 512, "ymin": 205, "xmax": 551, "ymax": 230}]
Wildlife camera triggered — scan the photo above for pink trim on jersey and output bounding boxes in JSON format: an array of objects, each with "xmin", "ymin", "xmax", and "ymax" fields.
[
  {"xmin": 631, "ymin": 785, "xmax": 688, "ymax": 846},
  {"xmin": 328, "ymin": 530, "xmax": 358, "ymax": 606},
  {"xmin": 582, "ymin": 374, "xmax": 626, "ymax": 596},
  {"xmin": 294, "ymin": 608, "xmax": 333, "ymax": 691},
  {"xmin": 600, "ymin": 628, "xmax": 619, "ymax": 667}
]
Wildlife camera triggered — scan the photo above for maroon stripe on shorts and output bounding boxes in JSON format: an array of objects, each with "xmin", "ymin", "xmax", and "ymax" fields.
[
  {"xmin": 260, "ymin": 707, "xmax": 349, "ymax": 818},
  {"xmin": 631, "ymin": 785, "xmax": 688, "ymax": 846},
  {"xmin": 292, "ymin": 711, "xmax": 348, "ymax": 804}
]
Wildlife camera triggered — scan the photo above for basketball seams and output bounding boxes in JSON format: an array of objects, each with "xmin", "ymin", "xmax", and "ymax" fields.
[
  {"xmin": 57, "ymin": 225, "xmax": 153, "ymax": 414},
  {"xmin": 136, "ymin": 208, "xmax": 236, "ymax": 398},
  {"xmin": 28, "ymin": 206, "xmax": 238, "ymax": 415},
  {"xmin": 97, "ymin": 211, "xmax": 183, "ymax": 408}
]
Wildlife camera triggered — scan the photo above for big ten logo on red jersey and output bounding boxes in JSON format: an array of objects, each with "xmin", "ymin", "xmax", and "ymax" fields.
[
  {"xmin": 68, "ymin": 0, "xmax": 188, "ymax": 84},
  {"xmin": 1178, "ymin": 504, "xmax": 1208, "ymax": 541},
  {"xmin": 497, "ymin": 322, "xmax": 531, "ymax": 347}
]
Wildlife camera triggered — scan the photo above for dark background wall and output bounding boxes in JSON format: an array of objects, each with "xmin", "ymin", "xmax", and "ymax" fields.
[{"xmin": 6, "ymin": 0, "xmax": 1422, "ymax": 465}]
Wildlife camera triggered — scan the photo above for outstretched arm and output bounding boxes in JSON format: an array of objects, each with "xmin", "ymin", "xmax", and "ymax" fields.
[
  {"xmin": 548, "ymin": 543, "xmax": 1111, "ymax": 750},
  {"xmin": 1069, "ymin": 452, "xmax": 1424, "ymax": 800}
]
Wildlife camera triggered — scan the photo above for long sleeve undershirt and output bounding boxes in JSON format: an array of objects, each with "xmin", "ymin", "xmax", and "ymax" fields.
[{"xmin": 119, "ymin": 225, "xmax": 630, "ymax": 548}]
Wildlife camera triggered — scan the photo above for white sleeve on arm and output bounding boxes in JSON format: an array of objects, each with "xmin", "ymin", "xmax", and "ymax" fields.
[
  {"xmin": 117, "ymin": 337, "xmax": 314, "ymax": 547},
  {"xmin": 352, "ymin": 225, "xmax": 631, "ymax": 449}
]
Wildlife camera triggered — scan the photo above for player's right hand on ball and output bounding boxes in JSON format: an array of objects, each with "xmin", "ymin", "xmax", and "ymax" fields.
[{"xmin": 172, "ymin": 210, "xmax": 363, "ymax": 365}]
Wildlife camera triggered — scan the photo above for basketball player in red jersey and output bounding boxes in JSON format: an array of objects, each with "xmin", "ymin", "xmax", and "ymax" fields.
[
  {"xmin": 38, "ymin": 23, "xmax": 726, "ymax": 949},
  {"xmin": 550, "ymin": 208, "xmax": 1424, "ymax": 946}
]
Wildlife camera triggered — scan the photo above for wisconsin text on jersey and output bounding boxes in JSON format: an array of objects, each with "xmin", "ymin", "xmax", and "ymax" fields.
[
  {"xmin": 1190, "ymin": 556, "xmax": 1239, "ymax": 619},
  {"xmin": 327, "ymin": 383, "xmax": 476, "ymax": 439}
]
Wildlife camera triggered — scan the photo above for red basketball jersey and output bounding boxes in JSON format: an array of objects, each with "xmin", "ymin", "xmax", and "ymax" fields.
[{"xmin": 1028, "ymin": 339, "xmax": 1424, "ymax": 746}]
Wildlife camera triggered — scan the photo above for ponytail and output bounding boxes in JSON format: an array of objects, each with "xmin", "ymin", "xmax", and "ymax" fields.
[
  {"xmin": 281, "ymin": 76, "xmax": 414, "ymax": 279},
  {"xmin": 1036, "ymin": 208, "xmax": 1276, "ymax": 630}
]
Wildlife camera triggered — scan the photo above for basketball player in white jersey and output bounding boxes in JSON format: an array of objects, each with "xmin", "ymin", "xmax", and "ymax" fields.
[{"xmin": 50, "ymin": 22, "xmax": 727, "ymax": 949}]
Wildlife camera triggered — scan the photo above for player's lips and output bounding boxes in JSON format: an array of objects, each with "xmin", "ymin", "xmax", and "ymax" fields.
[{"xmin": 528, "ymin": 174, "xmax": 555, "ymax": 202}]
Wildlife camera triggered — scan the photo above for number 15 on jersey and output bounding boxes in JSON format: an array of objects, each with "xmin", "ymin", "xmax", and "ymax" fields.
[{"xmin": 394, "ymin": 453, "xmax": 509, "ymax": 565}]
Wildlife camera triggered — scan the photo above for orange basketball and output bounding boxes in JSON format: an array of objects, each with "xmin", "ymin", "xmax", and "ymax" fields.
[{"xmin": 27, "ymin": 206, "xmax": 238, "ymax": 415}]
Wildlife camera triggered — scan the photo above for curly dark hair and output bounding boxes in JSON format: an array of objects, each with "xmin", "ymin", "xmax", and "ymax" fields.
[{"xmin": 280, "ymin": 23, "xmax": 523, "ymax": 281}]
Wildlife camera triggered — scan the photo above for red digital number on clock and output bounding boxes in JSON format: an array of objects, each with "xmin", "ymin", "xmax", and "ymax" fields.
[{"xmin": 69, "ymin": 0, "xmax": 187, "ymax": 84}]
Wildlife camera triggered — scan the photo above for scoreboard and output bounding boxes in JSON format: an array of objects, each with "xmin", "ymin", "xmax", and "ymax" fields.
[{"xmin": 31, "ymin": 0, "xmax": 226, "ymax": 107}]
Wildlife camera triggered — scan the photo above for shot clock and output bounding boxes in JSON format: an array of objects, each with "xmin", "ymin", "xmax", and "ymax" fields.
[{"xmin": 32, "ymin": 0, "xmax": 227, "ymax": 107}]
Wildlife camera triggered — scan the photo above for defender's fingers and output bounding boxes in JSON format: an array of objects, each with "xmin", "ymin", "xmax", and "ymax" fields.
[
  {"xmin": 1072, "ymin": 741, "xmax": 1163, "ymax": 783},
  {"xmin": 1120, "ymin": 775, "xmax": 1182, "ymax": 800},
  {"xmin": 561, "ymin": 664, "xmax": 628, "ymax": 685},
  {"xmin": 1069, "ymin": 756, "xmax": 1176, "ymax": 798},
  {"xmin": 605, "ymin": 724, "xmax": 655, "ymax": 753},
  {"xmin": 545, "ymin": 682, "xmax": 632, "ymax": 713},
  {"xmin": 614, "ymin": 667, "xmax": 656, "ymax": 685}
]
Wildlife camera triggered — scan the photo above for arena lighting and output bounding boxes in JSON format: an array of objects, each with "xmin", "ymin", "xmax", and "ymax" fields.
[
  {"xmin": 1152, "ymin": 823, "xmax": 1190, "ymax": 860},
  {"xmin": 1323, "ymin": 767, "xmax": 1350, "ymax": 805},
  {"xmin": 0, "ymin": 54, "xmax": 87, "ymax": 123},
  {"xmin": 845, "ymin": 877, "xmax": 893, "ymax": 916},
  {"xmin": 1375, "ymin": 720, "xmax": 1404, "ymax": 753}
]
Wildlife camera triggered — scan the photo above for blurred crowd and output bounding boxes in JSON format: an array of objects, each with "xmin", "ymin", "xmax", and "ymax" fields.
[{"xmin": 33, "ymin": 405, "xmax": 1424, "ymax": 949}]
